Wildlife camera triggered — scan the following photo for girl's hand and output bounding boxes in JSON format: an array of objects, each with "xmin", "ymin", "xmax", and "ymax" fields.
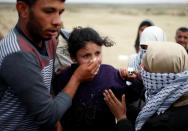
[{"xmin": 103, "ymin": 89, "xmax": 127, "ymax": 122}]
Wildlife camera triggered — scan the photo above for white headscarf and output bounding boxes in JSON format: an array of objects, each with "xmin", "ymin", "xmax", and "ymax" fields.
[
  {"xmin": 129, "ymin": 26, "xmax": 166, "ymax": 72},
  {"xmin": 140, "ymin": 26, "xmax": 166, "ymax": 46},
  {"xmin": 135, "ymin": 42, "xmax": 188, "ymax": 131}
]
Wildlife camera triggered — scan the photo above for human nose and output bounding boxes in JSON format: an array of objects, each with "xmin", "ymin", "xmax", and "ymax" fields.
[
  {"xmin": 91, "ymin": 55, "xmax": 98, "ymax": 61},
  {"xmin": 52, "ymin": 13, "xmax": 62, "ymax": 28}
]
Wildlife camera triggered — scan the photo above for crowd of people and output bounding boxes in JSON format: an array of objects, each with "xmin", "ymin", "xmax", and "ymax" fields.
[{"xmin": 0, "ymin": 0, "xmax": 188, "ymax": 131}]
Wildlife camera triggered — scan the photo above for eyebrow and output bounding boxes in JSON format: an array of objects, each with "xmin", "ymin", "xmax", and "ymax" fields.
[{"xmin": 42, "ymin": 6, "xmax": 65, "ymax": 12}]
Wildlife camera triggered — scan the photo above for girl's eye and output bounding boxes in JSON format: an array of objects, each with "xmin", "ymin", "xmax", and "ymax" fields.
[{"xmin": 83, "ymin": 54, "xmax": 90, "ymax": 58}]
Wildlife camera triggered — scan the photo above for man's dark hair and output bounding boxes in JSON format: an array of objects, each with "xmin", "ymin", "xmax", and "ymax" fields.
[
  {"xmin": 17, "ymin": 0, "xmax": 65, "ymax": 6},
  {"xmin": 17, "ymin": 0, "xmax": 35, "ymax": 6},
  {"xmin": 176, "ymin": 27, "xmax": 188, "ymax": 33}
]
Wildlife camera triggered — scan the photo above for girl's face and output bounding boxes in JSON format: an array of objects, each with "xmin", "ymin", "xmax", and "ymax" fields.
[{"xmin": 73, "ymin": 42, "xmax": 102, "ymax": 65}]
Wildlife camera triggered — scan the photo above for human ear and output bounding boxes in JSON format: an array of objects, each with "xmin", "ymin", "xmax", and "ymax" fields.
[{"xmin": 16, "ymin": 1, "xmax": 30, "ymax": 18}]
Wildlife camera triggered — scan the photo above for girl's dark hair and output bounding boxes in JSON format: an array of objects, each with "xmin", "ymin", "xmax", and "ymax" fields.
[
  {"xmin": 17, "ymin": 0, "xmax": 65, "ymax": 6},
  {"xmin": 68, "ymin": 26, "xmax": 114, "ymax": 57},
  {"xmin": 134, "ymin": 19, "xmax": 154, "ymax": 53}
]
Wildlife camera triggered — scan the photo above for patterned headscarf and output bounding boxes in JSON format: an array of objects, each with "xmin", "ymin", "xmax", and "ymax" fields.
[
  {"xmin": 135, "ymin": 42, "xmax": 188, "ymax": 131},
  {"xmin": 129, "ymin": 26, "xmax": 166, "ymax": 72}
]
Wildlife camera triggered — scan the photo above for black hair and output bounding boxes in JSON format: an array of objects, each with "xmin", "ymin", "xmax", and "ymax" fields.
[
  {"xmin": 68, "ymin": 27, "xmax": 114, "ymax": 57},
  {"xmin": 176, "ymin": 27, "xmax": 188, "ymax": 33},
  {"xmin": 134, "ymin": 19, "xmax": 154, "ymax": 53},
  {"xmin": 17, "ymin": 0, "xmax": 36, "ymax": 6},
  {"xmin": 17, "ymin": 0, "xmax": 65, "ymax": 6}
]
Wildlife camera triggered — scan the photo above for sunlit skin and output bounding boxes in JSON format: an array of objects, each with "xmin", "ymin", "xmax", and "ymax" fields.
[
  {"xmin": 72, "ymin": 42, "xmax": 102, "ymax": 65},
  {"xmin": 175, "ymin": 31, "xmax": 188, "ymax": 48},
  {"xmin": 16, "ymin": 0, "xmax": 65, "ymax": 47}
]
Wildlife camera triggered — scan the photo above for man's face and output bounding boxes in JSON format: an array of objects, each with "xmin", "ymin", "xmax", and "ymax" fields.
[
  {"xmin": 26, "ymin": 0, "xmax": 65, "ymax": 41},
  {"xmin": 175, "ymin": 30, "xmax": 188, "ymax": 48}
]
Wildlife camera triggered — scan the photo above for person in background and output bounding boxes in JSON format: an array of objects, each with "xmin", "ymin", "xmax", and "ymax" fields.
[
  {"xmin": 55, "ymin": 28, "xmax": 72, "ymax": 75},
  {"xmin": 134, "ymin": 19, "xmax": 154, "ymax": 53},
  {"xmin": 175, "ymin": 27, "xmax": 188, "ymax": 53},
  {"xmin": 104, "ymin": 42, "xmax": 188, "ymax": 131},
  {"xmin": 129, "ymin": 26, "xmax": 166, "ymax": 72},
  {"xmin": 0, "ymin": 0, "xmax": 99, "ymax": 130},
  {"xmin": 119, "ymin": 26, "xmax": 166, "ymax": 125},
  {"xmin": 53, "ymin": 26, "xmax": 141, "ymax": 131}
]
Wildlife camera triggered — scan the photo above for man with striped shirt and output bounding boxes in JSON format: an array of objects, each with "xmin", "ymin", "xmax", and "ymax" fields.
[{"xmin": 0, "ymin": 0, "xmax": 99, "ymax": 130}]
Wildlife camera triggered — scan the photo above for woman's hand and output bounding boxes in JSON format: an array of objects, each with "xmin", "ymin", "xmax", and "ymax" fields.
[
  {"xmin": 119, "ymin": 68, "xmax": 137, "ymax": 81},
  {"xmin": 103, "ymin": 89, "xmax": 127, "ymax": 122}
]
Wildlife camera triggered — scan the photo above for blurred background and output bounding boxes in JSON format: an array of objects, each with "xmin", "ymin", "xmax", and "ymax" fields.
[{"xmin": 0, "ymin": 0, "xmax": 188, "ymax": 68}]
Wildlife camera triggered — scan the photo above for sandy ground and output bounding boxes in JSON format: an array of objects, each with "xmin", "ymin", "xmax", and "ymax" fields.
[{"xmin": 0, "ymin": 3, "xmax": 188, "ymax": 69}]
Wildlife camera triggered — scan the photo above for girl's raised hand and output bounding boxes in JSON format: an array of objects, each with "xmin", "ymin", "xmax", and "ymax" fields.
[{"xmin": 103, "ymin": 89, "xmax": 127, "ymax": 122}]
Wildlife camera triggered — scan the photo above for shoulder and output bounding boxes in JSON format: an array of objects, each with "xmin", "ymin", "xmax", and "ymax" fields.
[
  {"xmin": 0, "ymin": 52, "xmax": 40, "ymax": 78},
  {"xmin": 0, "ymin": 28, "xmax": 20, "ymax": 64},
  {"xmin": 100, "ymin": 64, "xmax": 118, "ymax": 71},
  {"xmin": 99, "ymin": 64, "xmax": 124, "ymax": 82},
  {"xmin": 2, "ymin": 51, "xmax": 39, "ymax": 67}
]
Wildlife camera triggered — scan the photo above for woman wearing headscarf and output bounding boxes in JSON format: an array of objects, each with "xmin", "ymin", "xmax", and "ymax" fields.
[
  {"xmin": 119, "ymin": 26, "xmax": 167, "ymax": 116},
  {"xmin": 128, "ymin": 26, "xmax": 166, "ymax": 72},
  {"xmin": 104, "ymin": 42, "xmax": 188, "ymax": 131},
  {"xmin": 134, "ymin": 19, "xmax": 154, "ymax": 53}
]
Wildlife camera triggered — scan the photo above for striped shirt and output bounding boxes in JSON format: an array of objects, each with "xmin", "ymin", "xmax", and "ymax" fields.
[{"xmin": 0, "ymin": 27, "xmax": 72, "ymax": 130}]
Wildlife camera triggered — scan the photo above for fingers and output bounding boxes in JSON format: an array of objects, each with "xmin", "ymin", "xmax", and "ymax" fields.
[
  {"xmin": 119, "ymin": 68, "xmax": 127, "ymax": 80},
  {"xmin": 121, "ymin": 94, "xmax": 126, "ymax": 112},
  {"xmin": 108, "ymin": 89, "xmax": 120, "ymax": 104},
  {"xmin": 103, "ymin": 89, "xmax": 116, "ymax": 107},
  {"xmin": 103, "ymin": 89, "xmax": 114, "ymax": 105},
  {"xmin": 104, "ymin": 90, "xmax": 127, "ymax": 121},
  {"xmin": 103, "ymin": 89, "xmax": 120, "ymax": 106}
]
